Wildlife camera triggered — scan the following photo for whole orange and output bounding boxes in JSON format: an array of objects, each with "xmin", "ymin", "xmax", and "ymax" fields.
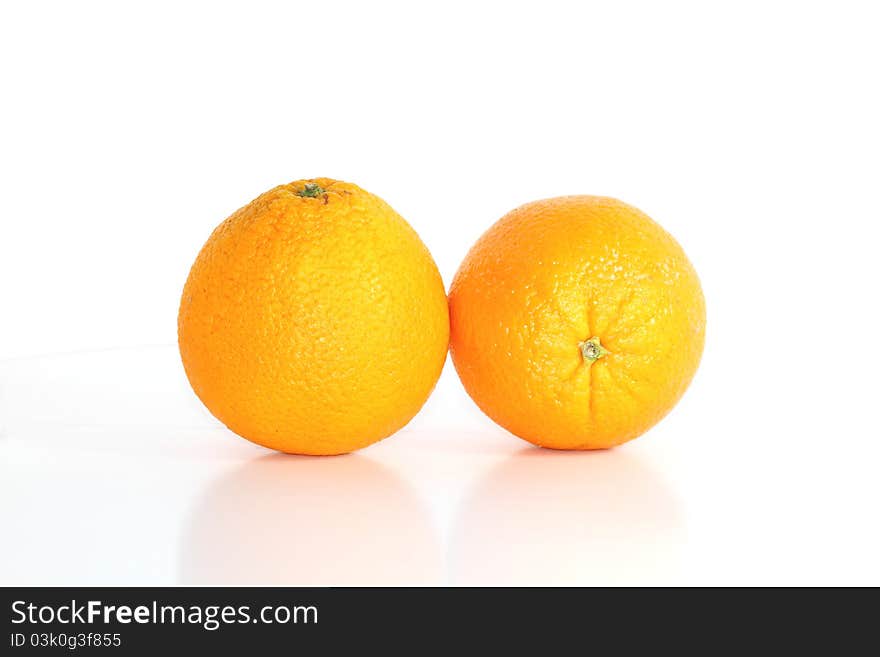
[
  {"xmin": 449, "ymin": 196, "xmax": 705, "ymax": 449},
  {"xmin": 178, "ymin": 178, "xmax": 449, "ymax": 455}
]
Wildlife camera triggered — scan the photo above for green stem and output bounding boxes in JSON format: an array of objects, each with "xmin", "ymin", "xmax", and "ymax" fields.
[
  {"xmin": 579, "ymin": 336, "xmax": 609, "ymax": 364},
  {"xmin": 296, "ymin": 182, "xmax": 325, "ymax": 198}
]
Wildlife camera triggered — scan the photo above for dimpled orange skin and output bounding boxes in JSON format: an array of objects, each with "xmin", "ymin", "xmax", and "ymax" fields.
[
  {"xmin": 449, "ymin": 196, "xmax": 705, "ymax": 450},
  {"xmin": 178, "ymin": 178, "xmax": 449, "ymax": 455}
]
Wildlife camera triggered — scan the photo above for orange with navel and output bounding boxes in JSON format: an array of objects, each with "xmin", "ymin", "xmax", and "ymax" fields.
[
  {"xmin": 178, "ymin": 178, "xmax": 449, "ymax": 455},
  {"xmin": 449, "ymin": 196, "xmax": 705, "ymax": 449}
]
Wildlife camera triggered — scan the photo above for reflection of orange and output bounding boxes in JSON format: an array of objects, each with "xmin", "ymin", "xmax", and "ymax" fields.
[
  {"xmin": 449, "ymin": 196, "xmax": 705, "ymax": 449},
  {"xmin": 178, "ymin": 179, "xmax": 449, "ymax": 455},
  {"xmin": 451, "ymin": 449, "xmax": 682, "ymax": 585},
  {"xmin": 180, "ymin": 454, "xmax": 442, "ymax": 585}
]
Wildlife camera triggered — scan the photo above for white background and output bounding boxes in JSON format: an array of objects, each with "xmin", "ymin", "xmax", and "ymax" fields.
[{"xmin": 1, "ymin": 1, "xmax": 878, "ymax": 585}]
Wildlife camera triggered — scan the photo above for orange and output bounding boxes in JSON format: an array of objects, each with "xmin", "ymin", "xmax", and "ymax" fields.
[
  {"xmin": 178, "ymin": 178, "xmax": 449, "ymax": 455},
  {"xmin": 449, "ymin": 196, "xmax": 705, "ymax": 449}
]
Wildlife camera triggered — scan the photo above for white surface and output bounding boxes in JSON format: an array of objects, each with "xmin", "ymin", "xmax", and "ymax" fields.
[
  {"xmin": 1, "ymin": 2, "xmax": 879, "ymax": 585},
  {"xmin": 1, "ymin": 345, "xmax": 878, "ymax": 586}
]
